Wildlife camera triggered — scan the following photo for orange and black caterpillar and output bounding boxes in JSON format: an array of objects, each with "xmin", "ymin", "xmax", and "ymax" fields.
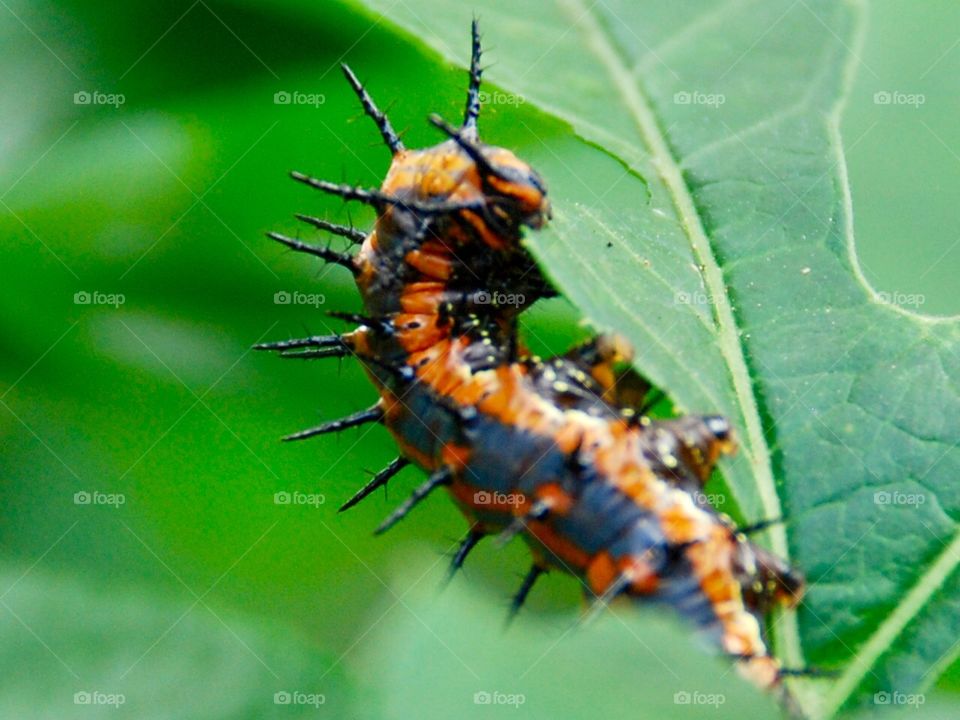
[{"xmin": 259, "ymin": 22, "xmax": 805, "ymax": 700}]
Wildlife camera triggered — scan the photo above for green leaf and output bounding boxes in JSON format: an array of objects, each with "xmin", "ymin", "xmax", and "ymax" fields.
[
  {"xmin": 0, "ymin": 564, "xmax": 357, "ymax": 717},
  {"xmin": 352, "ymin": 0, "xmax": 960, "ymax": 716},
  {"xmin": 361, "ymin": 559, "xmax": 779, "ymax": 720}
]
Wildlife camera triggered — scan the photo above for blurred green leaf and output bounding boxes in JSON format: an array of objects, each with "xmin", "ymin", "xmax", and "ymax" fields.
[
  {"xmin": 0, "ymin": 565, "xmax": 356, "ymax": 717},
  {"xmin": 352, "ymin": 0, "xmax": 960, "ymax": 716},
  {"xmin": 362, "ymin": 559, "xmax": 778, "ymax": 720}
]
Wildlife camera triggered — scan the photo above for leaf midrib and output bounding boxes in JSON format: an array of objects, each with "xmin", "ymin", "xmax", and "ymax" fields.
[
  {"xmin": 556, "ymin": 2, "xmax": 960, "ymax": 717},
  {"xmin": 552, "ymin": 0, "xmax": 787, "ymax": 567},
  {"xmin": 555, "ymin": 0, "xmax": 803, "ymax": 701},
  {"xmin": 551, "ymin": 0, "xmax": 784, "ymax": 537}
]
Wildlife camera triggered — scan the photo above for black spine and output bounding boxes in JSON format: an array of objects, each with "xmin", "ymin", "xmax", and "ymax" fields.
[
  {"xmin": 339, "ymin": 457, "xmax": 410, "ymax": 512},
  {"xmin": 341, "ymin": 63, "xmax": 405, "ymax": 155},
  {"xmin": 295, "ymin": 213, "xmax": 367, "ymax": 244},
  {"xmin": 449, "ymin": 526, "xmax": 485, "ymax": 576},
  {"xmin": 508, "ymin": 564, "xmax": 544, "ymax": 620},
  {"xmin": 283, "ymin": 404, "xmax": 383, "ymax": 442},
  {"xmin": 267, "ymin": 232, "xmax": 358, "ymax": 275},
  {"xmin": 462, "ymin": 18, "xmax": 483, "ymax": 136},
  {"xmin": 254, "ymin": 334, "xmax": 344, "ymax": 352},
  {"xmin": 375, "ymin": 467, "xmax": 452, "ymax": 534}
]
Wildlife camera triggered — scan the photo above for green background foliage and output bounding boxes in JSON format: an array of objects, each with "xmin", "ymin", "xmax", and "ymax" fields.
[{"xmin": 1, "ymin": 0, "xmax": 958, "ymax": 717}]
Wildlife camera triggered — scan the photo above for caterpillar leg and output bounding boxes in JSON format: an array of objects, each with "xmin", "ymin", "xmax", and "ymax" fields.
[
  {"xmin": 563, "ymin": 334, "xmax": 651, "ymax": 411},
  {"xmin": 729, "ymin": 653, "xmax": 837, "ymax": 681},
  {"xmin": 738, "ymin": 517, "xmax": 785, "ymax": 535}
]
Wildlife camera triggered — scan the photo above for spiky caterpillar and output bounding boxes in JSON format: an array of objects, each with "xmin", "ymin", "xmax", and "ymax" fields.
[{"xmin": 259, "ymin": 22, "xmax": 805, "ymax": 699}]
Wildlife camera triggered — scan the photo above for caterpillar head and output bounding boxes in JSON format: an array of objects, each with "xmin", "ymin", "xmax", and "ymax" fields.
[
  {"xmin": 469, "ymin": 142, "xmax": 551, "ymax": 232},
  {"xmin": 340, "ymin": 22, "xmax": 550, "ymax": 248},
  {"xmin": 427, "ymin": 114, "xmax": 550, "ymax": 242}
]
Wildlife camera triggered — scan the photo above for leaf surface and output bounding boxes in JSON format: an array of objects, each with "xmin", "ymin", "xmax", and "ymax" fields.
[
  {"xmin": 352, "ymin": 1, "xmax": 960, "ymax": 715},
  {"xmin": 0, "ymin": 566, "xmax": 355, "ymax": 717}
]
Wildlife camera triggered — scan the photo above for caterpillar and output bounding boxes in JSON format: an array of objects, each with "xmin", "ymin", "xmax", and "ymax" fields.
[{"xmin": 259, "ymin": 21, "xmax": 806, "ymax": 703}]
